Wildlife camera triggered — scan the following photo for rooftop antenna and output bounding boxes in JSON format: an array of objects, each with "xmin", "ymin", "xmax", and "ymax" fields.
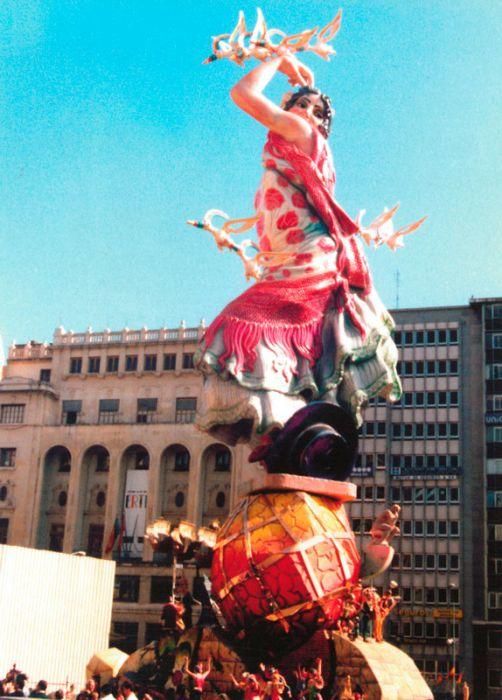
[{"xmin": 395, "ymin": 269, "xmax": 400, "ymax": 309}]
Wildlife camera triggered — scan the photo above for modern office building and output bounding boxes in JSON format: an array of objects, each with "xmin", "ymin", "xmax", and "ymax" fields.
[{"xmin": 0, "ymin": 297, "xmax": 500, "ymax": 696}]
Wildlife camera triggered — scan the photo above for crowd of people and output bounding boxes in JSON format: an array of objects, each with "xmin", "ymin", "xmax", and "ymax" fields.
[
  {"xmin": 1, "ymin": 659, "xmax": 363, "ymax": 700},
  {"xmin": 0, "ymin": 668, "xmax": 148, "ymax": 700}
]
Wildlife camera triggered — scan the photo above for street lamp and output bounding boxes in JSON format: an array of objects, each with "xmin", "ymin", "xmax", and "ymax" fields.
[
  {"xmin": 447, "ymin": 638, "xmax": 456, "ymax": 699},
  {"xmin": 449, "ymin": 582, "xmax": 458, "ymax": 699}
]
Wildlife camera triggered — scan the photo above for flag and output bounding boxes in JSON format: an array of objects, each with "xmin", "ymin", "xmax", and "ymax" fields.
[
  {"xmin": 448, "ymin": 667, "xmax": 456, "ymax": 678},
  {"xmin": 116, "ymin": 512, "xmax": 126, "ymax": 554},
  {"xmin": 105, "ymin": 514, "xmax": 125, "ymax": 554}
]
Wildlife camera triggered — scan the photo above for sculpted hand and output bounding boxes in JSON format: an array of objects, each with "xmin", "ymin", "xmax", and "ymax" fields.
[{"xmin": 278, "ymin": 53, "xmax": 314, "ymax": 87}]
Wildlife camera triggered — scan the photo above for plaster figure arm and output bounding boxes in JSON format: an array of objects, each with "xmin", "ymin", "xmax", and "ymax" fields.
[
  {"xmin": 230, "ymin": 55, "xmax": 314, "ymax": 144},
  {"xmin": 182, "ymin": 658, "xmax": 197, "ymax": 679}
]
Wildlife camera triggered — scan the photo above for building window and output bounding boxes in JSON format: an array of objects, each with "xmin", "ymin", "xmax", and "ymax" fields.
[
  {"xmin": 449, "ymin": 487, "xmax": 459, "ymax": 502},
  {"xmin": 488, "ymin": 670, "xmax": 502, "ymax": 689},
  {"xmin": 488, "ymin": 631, "xmax": 502, "ymax": 649},
  {"xmin": 401, "ymin": 587, "xmax": 411, "ymax": 603},
  {"xmin": 57, "ymin": 490, "xmax": 68, "ymax": 507},
  {"xmin": 0, "ymin": 485, "xmax": 7, "ymax": 502},
  {"xmin": 0, "ymin": 518, "xmax": 8, "ymax": 544},
  {"xmin": 144, "ymin": 354, "xmax": 157, "ymax": 371},
  {"xmin": 174, "ymin": 491, "xmax": 185, "ymax": 508},
  {"xmin": 437, "ymin": 554, "xmax": 447, "ymax": 570},
  {"xmin": 39, "ymin": 369, "xmax": 51, "ymax": 383},
  {"xmin": 487, "ymin": 491, "xmax": 502, "ymax": 507},
  {"xmin": 69, "ymin": 357, "xmax": 82, "ymax": 374},
  {"xmin": 0, "ymin": 404, "xmax": 25, "ymax": 424},
  {"xmin": 111, "ymin": 622, "xmax": 138, "ymax": 655},
  {"xmin": 98, "ymin": 399, "xmax": 120, "ymax": 424},
  {"xmin": 145, "ymin": 623, "xmax": 163, "ymax": 645},
  {"xmin": 182, "ymin": 353, "xmax": 195, "ymax": 370},
  {"xmin": 174, "ymin": 448, "xmax": 190, "ymax": 471},
  {"xmin": 488, "ymin": 395, "xmax": 502, "ymax": 411},
  {"xmin": 493, "ymin": 559, "xmax": 502, "ymax": 575},
  {"xmin": 106, "ymin": 356, "xmax": 119, "ymax": 373},
  {"xmin": 62, "ymin": 400, "xmax": 82, "ymax": 425},
  {"xmin": 216, "ymin": 491, "xmax": 226, "ymax": 508},
  {"xmin": 114, "ymin": 575, "xmax": 140, "ymax": 602},
  {"xmin": 215, "ymin": 449, "xmax": 231, "ymax": 472},
  {"xmin": 88, "ymin": 357, "xmax": 101, "ymax": 374},
  {"xmin": 437, "ymin": 588, "xmax": 447, "ymax": 604},
  {"xmin": 413, "ymin": 621, "xmax": 424, "ymax": 637},
  {"xmin": 137, "ymin": 398, "xmax": 158, "ymax": 424},
  {"xmin": 150, "ymin": 576, "xmax": 173, "ymax": 603},
  {"xmin": 0, "ymin": 448, "xmax": 16, "ymax": 467},
  {"xmin": 175, "ymin": 397, "xmax": 197, "ymax": 423},
  {"xmin": 488, "ymin": 364, "xmax": 502, "ymax": 380},
  {"xmin": 125, "ymin": 355, "xmax": 138, "ymax": 372},
  {"xmin": 87, "ymin": 524, "xmax": 104, "ymax": 558},
  {"xmin": 163, "ymin": 353, "xmax": 176, "ymax": 370},
  {"xmin": 49, "ymin": 523, "xmax": 65, "ymax": 552},
  {"xmin": 488, "ymin": 592, "xmax": 502, "ymax": 608}
]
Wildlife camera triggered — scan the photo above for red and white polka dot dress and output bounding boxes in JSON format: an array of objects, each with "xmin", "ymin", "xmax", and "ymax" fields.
[{"xmin": 255, "ymin": 145, "xmax": 338, "ymax": 281}]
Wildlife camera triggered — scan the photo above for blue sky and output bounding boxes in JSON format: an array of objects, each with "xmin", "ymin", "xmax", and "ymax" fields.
[{"xmin": 1, "ymin": 0, "xmax": 501, "ymax": 347}]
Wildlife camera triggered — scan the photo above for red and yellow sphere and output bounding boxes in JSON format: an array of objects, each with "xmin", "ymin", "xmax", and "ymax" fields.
[{"xmin": 211, "ymin": 489, "xmax": 360, "ymax": 654}]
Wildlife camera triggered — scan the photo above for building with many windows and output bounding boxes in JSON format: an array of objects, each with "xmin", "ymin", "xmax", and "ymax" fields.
[
  {"xmin": 0, "ymin": 323, "xmax": 259, "ymax": 652},
  {"xmin": 0, "ymin": 297, "xmax": 500, "ymax": 696}
]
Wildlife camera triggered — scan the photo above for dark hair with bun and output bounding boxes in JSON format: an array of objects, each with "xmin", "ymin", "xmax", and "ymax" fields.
[{"xmin": 283, "ymin": 87, "xmax": 333, "ymax": 138}]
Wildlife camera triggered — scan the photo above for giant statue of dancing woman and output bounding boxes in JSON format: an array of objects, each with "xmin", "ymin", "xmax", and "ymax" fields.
[{"xmin": 191, "ymin": 20, "xmax": 424, "ymax": 479}]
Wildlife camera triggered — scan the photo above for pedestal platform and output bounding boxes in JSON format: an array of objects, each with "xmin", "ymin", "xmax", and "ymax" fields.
[{"xmin": 239, "ymin": 472, "xmax": 357, "ymax": 501}]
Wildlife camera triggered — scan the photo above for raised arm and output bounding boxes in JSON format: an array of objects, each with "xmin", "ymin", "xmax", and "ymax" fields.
[{"xmin": 230, "ymin": 55, "xmax": 315, "ymax": 145}]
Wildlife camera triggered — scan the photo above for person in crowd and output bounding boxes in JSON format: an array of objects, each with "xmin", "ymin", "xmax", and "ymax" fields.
[
  {"xmin": 302, "ymin": 660, "xmax": 323, "ymax": 700},
  {"xmin": 77, "ymin": 679, "xmax": 98, "ymax": 700},
  {"xmin": 119, "ymin": 681, "xmax": 138, "ymax": 700},
  {"xmin": 182, "ymin": 657, "xmax": 212, "ymax": 700},
  {"xmin": 7, "ymin": 677, "xmax": 25, "ymax": 697},
  {"xmin": 99, "ymin": 684, "xmax": 115, "ymax": 700},
  {"xmin": 65, "ymin": 685, "xmax": 76, "ymax": 700},
  {"xmin": 30, "ymin": 681, "xmax": 49, "ymax": 699},
  {"xmin": 230, "ymin": 673, "xmax": 262, "ymax": 700}
]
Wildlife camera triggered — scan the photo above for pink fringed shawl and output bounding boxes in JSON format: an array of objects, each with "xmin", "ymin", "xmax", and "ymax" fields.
[{"xmin": 202, "ymin": 132, "xmax": 372, "ymax": 375}]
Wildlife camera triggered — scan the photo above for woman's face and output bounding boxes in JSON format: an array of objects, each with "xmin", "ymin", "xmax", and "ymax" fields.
[{"xmin": 289, "ymin": 94, "xmax": 326, "ymax": 130}]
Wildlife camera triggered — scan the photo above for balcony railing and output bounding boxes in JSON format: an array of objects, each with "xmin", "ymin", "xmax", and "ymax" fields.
[{"xmin": 52, "ymin": 324, "xmax": 206, "ymax": 347}]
